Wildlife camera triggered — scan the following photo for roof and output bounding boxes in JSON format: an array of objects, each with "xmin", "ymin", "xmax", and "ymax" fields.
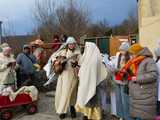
[{"xmin": 111, "ymin": 35, "xmax": 129, "ymax": 39}]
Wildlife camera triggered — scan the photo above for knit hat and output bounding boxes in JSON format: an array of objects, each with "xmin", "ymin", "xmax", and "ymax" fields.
[
  {"xmin": 0, "ymin": 43, "xmax": 9, "ymax": 52},
  {"xmin": 119, "ymin": 42, "xmax": 130, "ymax": 51},
  {"xmin": 23, "ymin": 44, "xmax": 30, "ymax": 49},
  {"xmin": 1, "ymin": 43, "xmax": 9, "ymax": 48},
  {"xmin": 128, "ymin": 43, "xmax": 144, "ymax": 55},
  {"xmin": 2, "ymin": 47, "xmax": 12, "ymax": 53},
  {"xmin": 154, "ymin": 47, "xmax": 160, "ymax": 57},
  {"xmin": 66, "ymin": 37, "xmax": 76, "ymax": 44}
]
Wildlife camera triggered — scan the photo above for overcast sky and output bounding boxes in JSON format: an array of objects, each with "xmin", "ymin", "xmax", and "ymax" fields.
[{"xmin": 0, "ymin": 0, "xmax": 137, "ymax": 35}]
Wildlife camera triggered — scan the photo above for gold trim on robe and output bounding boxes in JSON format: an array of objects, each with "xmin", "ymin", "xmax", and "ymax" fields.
[{"xmin": 75, "ymin": 105, "xmax": 101, "ymax": 120}]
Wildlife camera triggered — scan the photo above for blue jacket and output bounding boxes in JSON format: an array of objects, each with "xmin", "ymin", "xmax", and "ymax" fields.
[{"xmin": 16, "ymin": 53, "xmax": 36, "ymax": 75}]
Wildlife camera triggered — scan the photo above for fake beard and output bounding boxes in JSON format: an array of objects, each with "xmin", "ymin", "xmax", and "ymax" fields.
[{"xmin": 68, "ymin": 47, "xmax": 75, "ymax": 52}]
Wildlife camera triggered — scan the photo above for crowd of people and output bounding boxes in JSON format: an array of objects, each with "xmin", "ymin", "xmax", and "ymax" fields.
[
  {"xmin": 46, "ymin": 36, "xmax": 160, "ymax": 120},
  {"xmin": 109, "ymin": 43, "xmax": 158, "ymax": 120},
  {"xmin": 0, "ymin": 35, "xmax": 160, "ymax": 120}
]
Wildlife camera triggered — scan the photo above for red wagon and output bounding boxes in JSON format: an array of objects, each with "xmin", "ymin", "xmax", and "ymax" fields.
[{"xmin": 0, "ymin": 93, "xmax": 38, "ymax": 120}]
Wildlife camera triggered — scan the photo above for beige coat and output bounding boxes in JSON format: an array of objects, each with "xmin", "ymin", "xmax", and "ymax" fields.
[
  {"xmin": 0, "ymin": 53, "xmax": 16, "ymax": 85},
  {"xmin": 53, "ymin": 49, "xmax": 81, "ymax": 114}
]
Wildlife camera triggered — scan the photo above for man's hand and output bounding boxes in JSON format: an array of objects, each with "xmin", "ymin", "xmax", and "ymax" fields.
[
  {"xmin": 132, "ymin": 76, "xmax": 137, "ymax": 83},
  {"xmin": 54, "ymin": 60, "xmax": 60, "ymax": 65}
]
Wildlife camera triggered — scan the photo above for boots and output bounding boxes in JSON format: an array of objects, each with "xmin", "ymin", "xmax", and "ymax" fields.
[
  {"xmin": 59, "ymin": 113, "xmax": 66, "ymax": 119},
  {"xmin": 83, "ymin": 116, "xmax": 88, "ymax": 120},
  {"xmin": 59, "ymin": 106, "xmax": 76, "ymax": 119},
  {"xmin": 70, "ymin": 106, "xmax": 76, "ymax": 118}
]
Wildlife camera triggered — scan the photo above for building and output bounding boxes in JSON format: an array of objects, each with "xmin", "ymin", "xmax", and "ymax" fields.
[
  {"xmin": 109, "ymin": 36, "xmax": 129, "ymax": 56},
  {"xmin": 84, "ymin": 36, "xmax": 110, "ymax": 54},
  {"xmin": 83, "ymin": 34, "xmax": 138, "ymax": 56},
  {"xmin": 138, "ymin": 0, "xmax": 160, "ymax": 52}
]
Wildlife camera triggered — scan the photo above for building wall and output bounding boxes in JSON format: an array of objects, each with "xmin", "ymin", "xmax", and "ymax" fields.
[
  {"xmin": 110, "ymin": 36, "xmax": 129, "ymax": 56},
  {"xmin": 110, "ymin": 37, "xmax": 121, "ymax": 56},
  {"xmin": 138, "ymin": 0, "xmax": 160, "ymax": 53}
]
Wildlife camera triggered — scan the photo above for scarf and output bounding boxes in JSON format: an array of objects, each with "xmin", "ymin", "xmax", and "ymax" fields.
[{"xmin": 115, "ymin": 56, "xmax": 145, "ymax": 81}]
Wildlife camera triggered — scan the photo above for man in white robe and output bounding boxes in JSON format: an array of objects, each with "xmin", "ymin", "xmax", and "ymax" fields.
[{"xmin": 75, "ymin": 42, "xmax": 108, "ymax": 120}]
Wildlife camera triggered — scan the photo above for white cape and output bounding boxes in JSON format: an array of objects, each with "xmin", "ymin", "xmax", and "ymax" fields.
[
  {"xmin": 76, "ymin": 42, "xmax": 108, "ymax": 107},
  {"xmin": 43, "ymin": 44, "xmax": 66, "ymax": 86}
]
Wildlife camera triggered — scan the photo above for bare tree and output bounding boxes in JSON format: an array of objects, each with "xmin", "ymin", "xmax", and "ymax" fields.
[
  {"xmin": 56, "ymin": 0, "xmax": 90, "ymax": 37},
  {"xmin": 34, "ymin": 0, "xmax": 138, "ymax": 39},
  {"xmin": 2, "ymin": 21, "xmax": 16, "ymax": 37},
  {"xmin": 33, "ymin": 0, "xmax": 58, "ymax": 41},
  {"xmin": 2, "ymin": 21, "xmax": 32, "ymax": 56},
  {"xmin": 112, "ymin": 8, "xmax": 138, "ymax": 35},
  {"xmin": 33, "ymin": 0, "xmax": 90, "ymax": 40},
  {"xmin": 87, "ymin": 19, "xmax": 111, "ymax": 37}
]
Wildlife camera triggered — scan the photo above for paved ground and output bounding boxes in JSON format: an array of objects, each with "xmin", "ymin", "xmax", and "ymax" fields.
[
  {"xmin": 11, "ymin": 92, "xmax": 118, "ymax": 120},
  {"xmin": 12, "ymin": 92, "xmax": 82, "ymax": 120}
]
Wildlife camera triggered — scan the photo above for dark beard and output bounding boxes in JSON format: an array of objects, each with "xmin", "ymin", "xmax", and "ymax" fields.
[{"xmin": 68, "ymin": 48, "xmax": 75, "ymax": 52}]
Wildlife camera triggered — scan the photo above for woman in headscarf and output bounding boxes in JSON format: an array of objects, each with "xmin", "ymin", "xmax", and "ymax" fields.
[
  {"xmin": 51, "ymin": 37, "xmax": 81, "ymax": 119},
  {"xmin": 75, "ymin": 42, "xmax": 108, "ymax": 120},
  {"xmin": 113, "ymin": 42, "xmax": 132, "ymax": 120},
  {"xmin": 119, "ymin": 43, "xmax": 158, "ymax": 120}
]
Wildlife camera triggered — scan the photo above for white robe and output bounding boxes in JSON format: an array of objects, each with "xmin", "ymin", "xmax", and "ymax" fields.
[
  {"xmin": 0, "ymin": 53, "xmax": 16, "ymax": 86},
  {"xmin": 109, "ymin": 52, "xmax": 129, "ymax": 116},
  {"xmin": 105, "ymin": 52, "xmax": 121, "ymax": 115},
  {"xmin": 53, "ymin": 49, "xmax": 81, "ymax": 114},
  {"xmin": 76, "ymin": 42, "xmax": 108, "ymax": 107}
]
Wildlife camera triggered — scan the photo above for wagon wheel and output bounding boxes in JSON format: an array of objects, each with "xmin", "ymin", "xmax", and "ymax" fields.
[
  {"xmin": 22, "ymin": 104, "xmax": 27, "ymax": 109},
  {"xmin": 27, "ymin": 104, "xmax": 37, "ymax": 114},
  {"xmin": 1, "ymin": 110, "xmax": 12, "ymax": 120}
]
